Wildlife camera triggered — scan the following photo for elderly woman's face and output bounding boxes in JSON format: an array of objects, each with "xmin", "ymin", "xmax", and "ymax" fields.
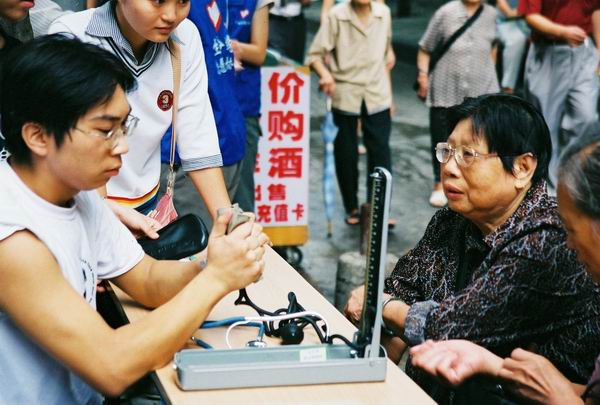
[
  {"xmin": 558, "ymin": 184, "xmax": 600, "ymax": 281},
  {"xmin": 0, "ymin": 0, "xmax": 32, "ymax": 22},
  {"xmin": 442, "ymin": 119, "xmax": 521, "ymax": 228}
]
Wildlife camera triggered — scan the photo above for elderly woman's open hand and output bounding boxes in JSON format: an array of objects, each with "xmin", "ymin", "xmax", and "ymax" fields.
[
  {"xmin": 410, "ymin": 340, "xmax": 503, "ymax": 387},
  {"xmin": 498, "ymin": 348, "xmax": 583, "ymax": 405}
]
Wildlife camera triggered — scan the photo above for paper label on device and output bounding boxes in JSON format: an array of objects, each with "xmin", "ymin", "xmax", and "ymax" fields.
[{"xmin": 299, "ymin": 347, "xmax": 327, "ymax": 362}]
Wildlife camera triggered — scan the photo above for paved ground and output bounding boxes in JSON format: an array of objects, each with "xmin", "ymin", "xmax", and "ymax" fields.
[{"xmin": 296, "ymin": 0, "xmax": 440, "ymax": 303}]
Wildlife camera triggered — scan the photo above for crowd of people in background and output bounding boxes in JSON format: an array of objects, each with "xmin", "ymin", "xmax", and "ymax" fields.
[{"xmin": 1, "ymin": 0, "xmax": 600, "ymax": 403}]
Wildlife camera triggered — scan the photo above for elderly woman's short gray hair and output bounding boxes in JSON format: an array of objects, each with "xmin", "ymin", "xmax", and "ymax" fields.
[{"xmin": 558, "ymin": 123, "xmax": 600, "ymax": 233}]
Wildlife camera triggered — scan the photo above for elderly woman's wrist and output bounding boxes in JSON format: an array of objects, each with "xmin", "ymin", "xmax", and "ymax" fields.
[
  {"xmin": 486, "ymin": 352, "xmax": 504, "ymax": 377},
  {"xmin": 382, "ymin": 297, "xmax": 408, "ymax": 333}
]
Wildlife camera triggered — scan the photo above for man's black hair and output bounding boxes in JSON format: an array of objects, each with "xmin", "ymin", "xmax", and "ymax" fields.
[
  {"xmin": 446, "ymin": 93, "xmax": 552, "ymax": 185},
  {"xmin": 1, "ymin": 34, "xmax": 136, "ymax": 164}
]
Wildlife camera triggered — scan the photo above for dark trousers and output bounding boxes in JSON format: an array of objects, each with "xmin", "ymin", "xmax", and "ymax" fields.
[
  {"xmin": 429, "ymin": 106, "xmax": 451, "ymax": 183},
  {"xmin": 332, "ymin": 105, "xmax": 391, "ymax": 214},
  {"xmin": 268, "ymin": 14, "xmax": 306, "ymax": 64},
  {"xmin": 233, "ymin": 116, "xmax": 261, "ymax": 212}
]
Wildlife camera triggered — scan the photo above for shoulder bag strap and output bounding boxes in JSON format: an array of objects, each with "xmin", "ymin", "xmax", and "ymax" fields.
[
  {"xmin": 429, "ymin": 5, "xmax": 484, "ymax": 74},
  {"xmin": 166, "ymin": 38, "xmax": 181, "ymax": 195}
]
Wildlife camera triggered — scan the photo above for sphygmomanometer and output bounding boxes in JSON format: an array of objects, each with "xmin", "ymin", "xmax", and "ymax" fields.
[{"xmin": 176, "ymin": 167, "xmax": 393, "ymax": 390}]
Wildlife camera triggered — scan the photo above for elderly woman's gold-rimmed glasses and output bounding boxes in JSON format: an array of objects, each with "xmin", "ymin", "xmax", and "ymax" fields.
[{"xmin": 435, "ymin": 142, "xmax": 499, "ymax": 167}]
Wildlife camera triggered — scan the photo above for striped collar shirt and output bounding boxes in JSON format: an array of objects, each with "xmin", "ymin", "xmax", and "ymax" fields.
[{"xmin": 86, "ymin": 3, "xmax": 159, "ymax": 67}]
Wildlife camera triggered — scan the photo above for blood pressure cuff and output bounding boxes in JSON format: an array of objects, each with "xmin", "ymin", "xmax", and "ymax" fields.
[{"xmin": 138, "ymin": 214, "xmax": 208, "ymax": 260}]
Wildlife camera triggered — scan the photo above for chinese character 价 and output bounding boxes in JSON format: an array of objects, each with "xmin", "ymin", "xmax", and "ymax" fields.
[{"xmin": 268, "ymin": 72, "xmax": 304, "ymax": 104}]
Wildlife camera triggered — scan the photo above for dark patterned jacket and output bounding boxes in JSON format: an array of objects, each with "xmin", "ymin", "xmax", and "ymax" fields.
[{"xmin": 385, "ymin": 181, "xmax": 600, "ymax": 387}]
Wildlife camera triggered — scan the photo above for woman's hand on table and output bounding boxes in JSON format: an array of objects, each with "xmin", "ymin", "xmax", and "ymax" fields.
[
  {"xmin": 498, "ymin": 348, "xmax": 583, "ymax": 405},
  {"xmin": 410, "ymin": 339, "xmax": 503, "ymax": 387}
]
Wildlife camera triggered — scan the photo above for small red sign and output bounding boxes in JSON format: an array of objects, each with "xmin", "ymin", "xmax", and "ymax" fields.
[{"xmin": 157, "ymin": 90, "xmax": 174, "ymax": 111}]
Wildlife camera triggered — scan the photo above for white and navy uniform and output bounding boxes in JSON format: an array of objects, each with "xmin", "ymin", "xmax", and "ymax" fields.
[{"xmin": 49, "ymin": 3, "xmax": 222, "ymax": 210}]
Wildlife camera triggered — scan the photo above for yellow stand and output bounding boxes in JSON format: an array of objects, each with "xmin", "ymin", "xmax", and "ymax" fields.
[{"xmin": 264, "ymin": 226, "xmax": 308, "ymax": 246}]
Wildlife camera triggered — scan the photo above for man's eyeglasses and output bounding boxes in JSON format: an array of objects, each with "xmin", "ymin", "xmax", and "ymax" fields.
[
  {"xmin": 435, "ymin": 142, "xmax": 499, "ymax": 167},
  {"xmin": 73, "ymin": 114, "xmax": 139, "ymax": 148}
]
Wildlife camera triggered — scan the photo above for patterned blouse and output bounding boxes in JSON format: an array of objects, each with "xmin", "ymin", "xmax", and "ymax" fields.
[
  {"xmin": 419, "ymin": 1, "xmax": 500, "ymax": 107},
  {"xmin": 385, "ymin": 181, "xmax": 600, "ymax": 393}
]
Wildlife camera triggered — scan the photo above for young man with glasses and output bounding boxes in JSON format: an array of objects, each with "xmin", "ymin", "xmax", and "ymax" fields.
[{"xmin": 0, "ymin": 35, "xmax": 268, "ymax": 404}]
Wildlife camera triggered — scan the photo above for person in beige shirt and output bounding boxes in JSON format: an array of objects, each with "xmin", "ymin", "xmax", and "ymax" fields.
[{"xmin": 307, "ymin": 0, "xmax": 393, "ymax": 226}]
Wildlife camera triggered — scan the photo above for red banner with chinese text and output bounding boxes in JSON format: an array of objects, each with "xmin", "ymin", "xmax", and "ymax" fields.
[{"xmin": 255, "ymin": 67, "xmax": 310, "ymax": 227}]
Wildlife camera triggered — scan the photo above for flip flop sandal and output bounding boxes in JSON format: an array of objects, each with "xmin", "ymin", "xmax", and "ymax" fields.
[{"xmin": 344, "ymin": 211, "xmax": 360, "ymax": 225}]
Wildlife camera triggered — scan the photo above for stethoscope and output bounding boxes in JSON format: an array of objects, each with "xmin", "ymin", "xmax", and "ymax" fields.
[{"xmin": 193, "ymin": 289, "xmax": 359, "ymax": 350}]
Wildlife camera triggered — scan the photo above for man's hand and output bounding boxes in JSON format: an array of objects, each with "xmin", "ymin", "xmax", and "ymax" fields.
[
  {"xmin": 319, "ymin": 71, "xmax": 336, "ymax": 96},
  {"xmin": 498, "ymin": 349, "xmax": 583, "ymax": 405},
  {"xmin": 410, "ymin": 340, "xmax": 503, "ymax": 387},
  {"xmin": 106, "ymin": 199, "xmax": 160, "ymax": 239},
  {"xmin": 203, "ymin": 211, "xmax": 269, "ymax": 292},
  {"xmin": 559, "ymin": 25, "xmax": 587, "ymax": 47}
]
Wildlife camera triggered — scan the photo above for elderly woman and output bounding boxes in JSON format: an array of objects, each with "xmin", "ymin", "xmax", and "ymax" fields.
[
  {"xmin": 410, "ymin": 126, "xmax": 600, "ymax": 405},
  {"xmin": 345, "ymin": 94, "xmax": 600, "ymax": 403}
]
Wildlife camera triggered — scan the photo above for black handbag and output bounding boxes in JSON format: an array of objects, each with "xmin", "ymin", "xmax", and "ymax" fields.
[
  {"xmin": 414, "ymin": 5, "xmax": 484, "ymax": 92},
  {"xmin": 138, "ymin": 214, "xmax": 209, "ymax": 260}
]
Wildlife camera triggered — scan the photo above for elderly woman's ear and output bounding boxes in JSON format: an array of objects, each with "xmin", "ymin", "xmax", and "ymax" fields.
[{"xmin": 512, "ymin": 153, "xmax": 537, "ymax": 190}]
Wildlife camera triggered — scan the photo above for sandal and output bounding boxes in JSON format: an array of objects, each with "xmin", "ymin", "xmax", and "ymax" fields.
[{"xmin": 345, "ymin": 210, "xmax": 360, "ymax": 225}]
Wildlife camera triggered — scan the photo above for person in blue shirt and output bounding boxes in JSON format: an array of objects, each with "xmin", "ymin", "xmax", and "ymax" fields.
[
  {"xmin": 160, "ymin": 0, "xmax": 247, "ymax": 227},
  {"xmin": 228, "ymin": 0, "xmax": 273, "ymax": 212}
]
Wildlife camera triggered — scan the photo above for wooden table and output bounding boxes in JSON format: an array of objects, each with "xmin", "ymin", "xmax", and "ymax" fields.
[{"xmin": 111, "ymin": 248, "xmax": 435, "ymax": 404}]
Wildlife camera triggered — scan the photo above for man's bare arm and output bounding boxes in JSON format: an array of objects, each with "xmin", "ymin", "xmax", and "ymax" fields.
[
  {"xmin": 0, "ymin": 217, "xmax": 262, "ymax": 396},
  {"xmin": 113, "ymin": 219, "xmax": 268, "ymax": 309},
  {"xmin": 525, "ymin": 14, "xmax": 587, "ymax": 46}
]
